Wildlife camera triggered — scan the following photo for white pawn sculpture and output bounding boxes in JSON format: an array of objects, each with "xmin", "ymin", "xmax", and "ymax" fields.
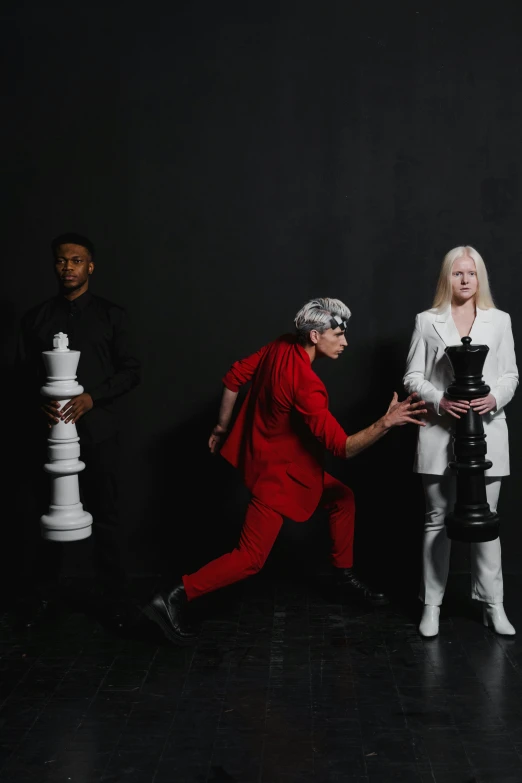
[{"xmin": 40, "ymin": 332, "xmax": 92, "ymax": 541}]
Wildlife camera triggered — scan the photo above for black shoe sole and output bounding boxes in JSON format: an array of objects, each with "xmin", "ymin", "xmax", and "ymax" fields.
[{"xmin": 142, "ymin": 603, "xmax": 197, "ymax": 646}]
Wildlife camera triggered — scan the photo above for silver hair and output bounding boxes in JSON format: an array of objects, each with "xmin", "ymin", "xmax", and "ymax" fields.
[{"xmin": 294, "ymin": 297, "xmax": 352, "ymax": 344}]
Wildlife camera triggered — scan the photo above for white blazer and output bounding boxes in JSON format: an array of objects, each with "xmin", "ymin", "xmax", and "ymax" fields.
[{"xmin": 403, "ymin": 307, "xmax": 518, "ymax": 476}]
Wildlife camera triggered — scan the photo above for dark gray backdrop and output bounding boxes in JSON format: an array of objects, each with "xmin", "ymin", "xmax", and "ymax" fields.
[{"xmin": 3, "ymin": 1, "xmax": 522, "ymax": 589}]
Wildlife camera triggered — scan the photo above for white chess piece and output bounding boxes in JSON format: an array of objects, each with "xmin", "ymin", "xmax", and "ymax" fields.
[{"xmin": 40, "ymin": 332, "xmax": 92, "ymax": 541}]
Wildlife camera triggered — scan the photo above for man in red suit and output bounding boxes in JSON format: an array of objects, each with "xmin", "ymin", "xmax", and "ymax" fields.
[{"xmin": 144, "ymin": 298, "xmax": 426, "ymax": 644}]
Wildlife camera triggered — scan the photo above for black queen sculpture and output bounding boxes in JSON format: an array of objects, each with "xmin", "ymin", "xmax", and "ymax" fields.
[{"xmin": 444, "ymin": 336, "xmax": 500, "ymax": 543}]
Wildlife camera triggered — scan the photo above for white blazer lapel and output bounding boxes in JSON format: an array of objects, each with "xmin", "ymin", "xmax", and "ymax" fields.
[
  {"xmin": 469, "ymin": 308, "xmax": 493, "ymax": 347},
  {"xmin": 432, "ymin": 307, "xmax": 456, "ymax": 346}
]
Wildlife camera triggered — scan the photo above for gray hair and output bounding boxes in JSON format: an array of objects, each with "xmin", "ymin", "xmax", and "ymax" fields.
[{"xmin": 294, "ymin": 297, "xmax": 351, "ymax": 344}]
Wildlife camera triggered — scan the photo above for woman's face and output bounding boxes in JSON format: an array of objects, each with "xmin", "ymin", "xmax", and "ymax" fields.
[{"xmin": 451, "ymin": 255, "xmax": 478, "ymax": 304}]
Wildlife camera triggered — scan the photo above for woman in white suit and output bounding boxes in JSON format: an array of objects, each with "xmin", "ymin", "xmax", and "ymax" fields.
[{"xmin": 403, "ymin": 246, "xmax": 518, "ymax": 637}]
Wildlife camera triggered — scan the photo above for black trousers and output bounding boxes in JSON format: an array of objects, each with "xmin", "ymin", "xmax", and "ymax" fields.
[{"xmin": 16, "ymin": 434, "xmax": 126, "ymax": 597}]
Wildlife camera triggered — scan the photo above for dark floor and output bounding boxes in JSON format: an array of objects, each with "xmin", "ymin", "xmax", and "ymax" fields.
[{"xmin": 1, "ymin": 574, "xmax": 522, "ymax": 783}]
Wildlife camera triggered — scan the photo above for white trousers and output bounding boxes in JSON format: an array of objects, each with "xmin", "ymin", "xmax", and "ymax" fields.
[{"xmin": 420, "ymin": 475, "xmax": 503, "ymax": 605}]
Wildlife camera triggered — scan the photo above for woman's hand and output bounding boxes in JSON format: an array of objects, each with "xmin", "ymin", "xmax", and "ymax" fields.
[
  {"xmin": 209, "ymin": 424, "xmax": 227, "ymax": 454},
  {"xmin": 470, "ymin": 394, "xmax": 497, "ymax": 415},
  {"xmin": 439, "ymin": 396, "xmax": 470, "ymax": 419}
]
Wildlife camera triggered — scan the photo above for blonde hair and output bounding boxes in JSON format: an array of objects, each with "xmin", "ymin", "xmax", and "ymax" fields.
[{"xmin": 432, "ymin": 245, "xmax": 495, "ymax": 311}]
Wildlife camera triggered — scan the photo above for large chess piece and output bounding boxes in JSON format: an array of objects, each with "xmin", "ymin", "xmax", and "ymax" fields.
[
  {"xmin": 444, "ymin": 336, "xmax": 499, "ymax": 542},
  {"xmin": 40, "ymin": 332, "xmax": 92, "ymax": 541}
]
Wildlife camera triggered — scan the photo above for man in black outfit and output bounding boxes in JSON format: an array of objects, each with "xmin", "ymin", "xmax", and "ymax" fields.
[{"xmin": 16, "ymin": 233, "xmax": 140, "ymax": 624}]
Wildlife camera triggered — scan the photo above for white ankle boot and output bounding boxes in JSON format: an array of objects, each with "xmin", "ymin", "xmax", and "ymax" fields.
[
  {"xmin": 482, "ymin": 603, "xmax": 516, "ymax": 635},
  {"xmin": 419, "ymin": 605, "xmax": 440, "ymax": 637}
]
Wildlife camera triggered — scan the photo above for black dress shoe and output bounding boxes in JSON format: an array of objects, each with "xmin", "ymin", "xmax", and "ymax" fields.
[
  {"xmin": 143, "ymin": 584, "xmax": 197, "ymax": 645},
  {"xmin": 335, "ymin": 568, "xmax": 389, "ymax": 607}
]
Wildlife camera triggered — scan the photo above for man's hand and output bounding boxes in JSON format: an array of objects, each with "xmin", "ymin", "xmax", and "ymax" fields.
[
  {"xmin": 439, "ymin": 396, "xmax": 470, "ymax": 419},
  {"xmin": 41, "ymin": 400, "xmax": 62, "ymax": 426},
  {"xmin": 345, "ymin": 393, "xmax": 427, "ymax": 459},
  {"xmin": 209, "ymin": 424, "xmax": 227, "ymax": 455},
  {"xmin": 59, "ymin": 392, "xmax": 94, "ymax": 424},
  {"xmin": 470, "ymin": 394, "xmax": 497, "ymax": 415},
  {"xmin": 383, "ymin": 392, "xmax": 427, "ymax": 428}
]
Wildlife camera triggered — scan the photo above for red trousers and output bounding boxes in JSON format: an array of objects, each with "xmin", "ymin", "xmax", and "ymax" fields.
[{"xmin": 183, "ymin": 472, "xmax": 355, "ymax": 601}]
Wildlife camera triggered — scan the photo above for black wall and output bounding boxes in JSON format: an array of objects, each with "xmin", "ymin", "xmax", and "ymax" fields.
[{"xmin": 4, "ymin": 1, "xmax": 522, "ymax": 586}]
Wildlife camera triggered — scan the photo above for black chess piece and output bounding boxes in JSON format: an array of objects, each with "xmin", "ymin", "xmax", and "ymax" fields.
[{"xmin": 444, "ymin": 336, "xmax": 499, "ymax": 542}]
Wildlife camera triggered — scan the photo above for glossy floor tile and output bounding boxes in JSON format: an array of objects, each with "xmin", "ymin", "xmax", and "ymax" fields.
[{"xmin": 1, "ymin": 574, "xmax": 522, "ymax": 782}]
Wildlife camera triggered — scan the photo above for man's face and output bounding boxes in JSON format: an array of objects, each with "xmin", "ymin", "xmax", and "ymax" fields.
[
  {"xmin": 54, "ymin": 243, "xmax": 94, "ymax": 293},
  {"xmin": 313, "ymin": 327, "xmax": 348, "ymax": 359}
]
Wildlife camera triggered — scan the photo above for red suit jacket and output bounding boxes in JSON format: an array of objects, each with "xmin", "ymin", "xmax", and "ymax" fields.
[{"xmin": 220, "ymin": 334, "xmax": 348, "ymax": 522}]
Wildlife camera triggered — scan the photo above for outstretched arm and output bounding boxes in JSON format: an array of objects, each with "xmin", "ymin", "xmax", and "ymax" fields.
[
  {"xmin": 344, "ymin": 392, "xmax": 426, "ymax": 459},
  {"xmin": 209, "ymin": 387, "xmax": 239, "ymax": 453},
  {"xmin": 294, "ymin": 370, "xmax": 426, "ymax": 459}
]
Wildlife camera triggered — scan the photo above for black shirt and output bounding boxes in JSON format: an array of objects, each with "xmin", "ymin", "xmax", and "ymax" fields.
[{"xmin": 18, "ymin": 290, "xmax": 141, "ymax": 444}]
